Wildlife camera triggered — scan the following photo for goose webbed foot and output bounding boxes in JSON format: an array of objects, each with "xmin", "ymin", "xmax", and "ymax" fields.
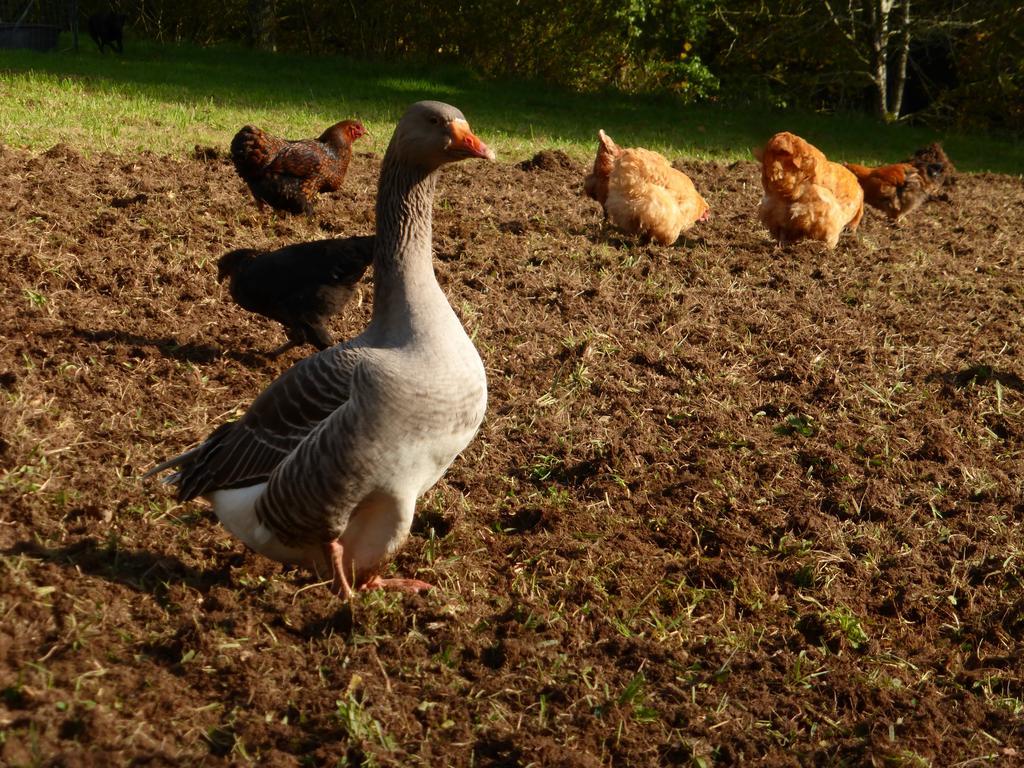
[
  {"xmin": 323, "ymin": 541, "xmax": 433, "ymax": 598},
  {"xmin": 324, "ymin": 540, "xmax": 354, "ymax": 599}
]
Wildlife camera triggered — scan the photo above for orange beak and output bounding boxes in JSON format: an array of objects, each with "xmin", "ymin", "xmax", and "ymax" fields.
[{"xmin": 448, "ymin": 119, "xmax": 495, "ymax": 161}]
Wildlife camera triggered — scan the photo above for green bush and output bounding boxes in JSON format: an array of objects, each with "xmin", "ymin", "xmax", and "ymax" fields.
[{"xmin": 106, "ymin": 0, "xmax": 719, "ymax": 101}]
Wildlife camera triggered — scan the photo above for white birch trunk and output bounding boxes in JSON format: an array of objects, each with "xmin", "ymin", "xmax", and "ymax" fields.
[{"xmin": 890, "ymin": 0, "xmax": 912, "ymax": 118}]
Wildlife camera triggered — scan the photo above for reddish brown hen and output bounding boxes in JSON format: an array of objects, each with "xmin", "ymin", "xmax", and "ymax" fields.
[
  {"xmin": 230, "ymin": 120, "xmax": 366, "ymax": 216},
  {"xmin": 843, "ymin": 161, "xmax": 941, "ymax": 221}
]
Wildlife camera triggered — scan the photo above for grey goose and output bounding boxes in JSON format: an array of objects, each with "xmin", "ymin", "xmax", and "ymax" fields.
[{"xmin": 146, "ymin": 101, "xmax": 494, "ymax": 597}]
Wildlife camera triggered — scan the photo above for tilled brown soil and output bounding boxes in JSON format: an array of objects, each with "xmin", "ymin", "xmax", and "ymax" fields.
[{"xmin": 1, "ymin": 140, "xmax": 1022, "ymax": 766}]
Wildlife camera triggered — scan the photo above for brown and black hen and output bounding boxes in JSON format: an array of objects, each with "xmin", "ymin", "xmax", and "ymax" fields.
[
  {"xmin": 842, "ymin": 162, "xmax": 941, "ymax": 221},
  {"xmin": 905, "ymin": 142, "xmax": 955, "ymax": 192},
  {"xmin": 217, "ymin": 235, "xmax": 375, "ymax": 357},
  {"xmin": 230, "ymin": 120, "xmax": 366, "ymax": 216}
]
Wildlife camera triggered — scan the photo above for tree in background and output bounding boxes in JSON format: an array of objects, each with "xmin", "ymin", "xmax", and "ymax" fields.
[
  {"xmin": 943, "ymin": 0, "xmax": 1023, "ymax": 132},
  {"xmin": 820, "ymin": 0, "xmax": 912, "ymax": 121},
  {"xmin": 305, "ymin": 0, "xmax": 720, "ymax": 100},
  {"xmin": 247, "ymin": 0, "xmax": 275, "ymax": 51},
  {"xmin": 94, "ymin": 0, "xmax": 717, "ymax": 100},
  {"xmin": 706, "ymin": 0, "xmax": 1022, "ymax": 131}
]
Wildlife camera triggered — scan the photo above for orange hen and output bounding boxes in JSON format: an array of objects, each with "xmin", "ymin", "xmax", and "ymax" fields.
[
  {"xmin": 230, "ymin": 120, "xmax": 366, "ymax": 216},
  {"xmin": 754, "ymin": 132, "xmax": 863, "ymax": 249},
  {"xmin": 592, "ymin": 135, "xmax": 708, "ymax": 245}
]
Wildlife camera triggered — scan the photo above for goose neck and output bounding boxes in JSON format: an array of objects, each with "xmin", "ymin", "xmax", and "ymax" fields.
[{"xmin": 370, "ymin": 157, "xmax": 446, "ymax": 331}]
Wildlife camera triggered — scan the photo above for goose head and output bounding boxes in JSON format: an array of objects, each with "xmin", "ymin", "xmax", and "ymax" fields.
[{"xmin": 388, "ymin": 100, "xmax": 495, "ymax": 171}]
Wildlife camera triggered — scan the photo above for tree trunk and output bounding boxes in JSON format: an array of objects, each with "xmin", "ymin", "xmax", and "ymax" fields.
[
  {"xmin": 248, "ymin": 0, "xmax": 276, "ymax": 51},
  {"xmin": 889, "ymin": 0, "xmax": 912, "ymax": 118},
  {"xmin": 869, "ymin": 0, "xmax": 895, "ymax": 119}
]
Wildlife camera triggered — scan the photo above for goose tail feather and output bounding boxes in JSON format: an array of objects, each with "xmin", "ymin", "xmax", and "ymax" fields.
[{"xmin": 141, "ymin": 446, "xmax": 202, "ymax": 481}]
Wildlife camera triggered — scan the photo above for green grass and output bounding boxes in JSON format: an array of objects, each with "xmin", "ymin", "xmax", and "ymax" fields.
[{"xmin": 1, "ymin": 37, "xmax": 1022, "ymax": 172}]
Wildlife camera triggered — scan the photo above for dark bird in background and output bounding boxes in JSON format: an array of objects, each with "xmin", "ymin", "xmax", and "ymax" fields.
[
  {"xmin": 843, "ymin": 161, "xmax": 943, "ymax": 221},
  {"xmin": 217, "ymin": 236, "xmax": 375, "ymax": 357},
  {"xmin": 88, "ymin": 11, "xmax": 126, "ymax": 53},
  {"xmin": 230, "ymin": 120, "xmax": 367, "ymax": 216}
]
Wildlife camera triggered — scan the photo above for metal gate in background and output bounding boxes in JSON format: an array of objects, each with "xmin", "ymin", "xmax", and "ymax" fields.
[{"xmin": 0, "ymin": 0, "xmax": 79, "ymax": 52}]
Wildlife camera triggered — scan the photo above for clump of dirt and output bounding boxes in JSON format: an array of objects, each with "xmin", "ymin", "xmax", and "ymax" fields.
[
  {"xmin": 517, "ymin": 148, "xmax": 575, "ymax": 172},
  {"xmin": 41, "ymin": 142, "xmax": 81, "ymax": 162},
  {"xmin": 192, "ymin": 144, "xmax": 223, "ymax": 162},
  {"xmin": 0, "ymin": 140, "xmax": 1022, "ymax": 766}
]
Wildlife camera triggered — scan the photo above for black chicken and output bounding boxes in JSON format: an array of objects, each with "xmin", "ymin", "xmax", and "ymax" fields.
[{"xmin": 217, "ymin": 236, "xmax": 375, "ymax": 357}]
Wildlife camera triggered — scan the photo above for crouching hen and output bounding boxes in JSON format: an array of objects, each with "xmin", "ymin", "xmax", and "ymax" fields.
[
  {"xmin": 217, "ymin": 236, "xmax": 374, "ymax": 357},
  {"xmin": 147, "ymin": 102, "xmax": 495, "ymax": 598},
  {"xmin": 230, "ymin": 119, "xmax": 366, "ymax": 216},
  {"xmin": 755, "ymin": 132, "xmax": 863, "ymax": 249},
  {"xmin": 594, "ymin": 131, "xmax": 709, "ymax": 245}
]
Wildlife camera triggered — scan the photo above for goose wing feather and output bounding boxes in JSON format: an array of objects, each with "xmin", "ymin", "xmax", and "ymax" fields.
[
  {"xmin": 254, "ymin": 362, "xmax": 385, "ymax": 544},
  {"xmin": 145, "ymin": 345, "xmax": 364, "ymax": 500}
]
